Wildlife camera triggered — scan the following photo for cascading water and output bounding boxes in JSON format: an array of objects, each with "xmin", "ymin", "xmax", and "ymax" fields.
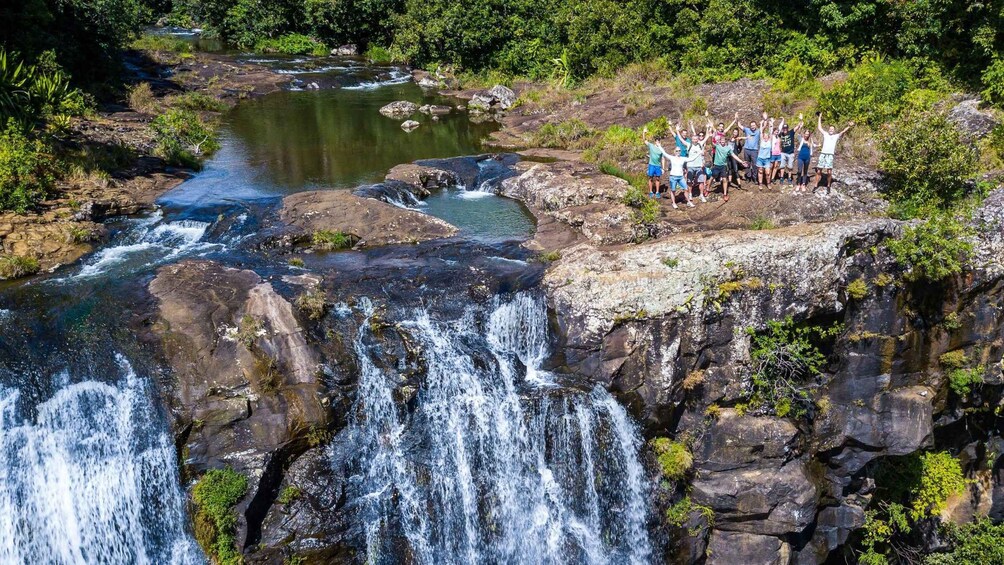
[
  {"xmin": 338, "ymin": 293, "xmax": 652, "ymax": 565},
  {"xmin": 0, "ymin": 355, "xmax": 201, "ymax": 564}
]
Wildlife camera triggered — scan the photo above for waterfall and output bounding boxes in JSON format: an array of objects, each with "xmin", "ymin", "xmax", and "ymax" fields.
[
  {"xmin": 339, "ymin": 293, "xmax": 652, "ymax": 565},
  {"xmin": 0, "ymin": 355, "xmax": 202, "ymax": 565}
]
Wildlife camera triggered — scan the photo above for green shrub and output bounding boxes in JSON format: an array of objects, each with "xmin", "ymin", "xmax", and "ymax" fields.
[
  {"xmin": 649, "ymin": 437, "xmax": 692, "ymax": 481},
  {"xmin": 312, "ymin": 230, "xmax": 353, "ymax": 251},
  {"xmin": 169, "ymin": 92, "xmax": 227, "ymax": 113},
  {"xmin": 982, "ymin": 57, "xmax": 1004, "ymax": 107},
  {"xmin": 295, "ymin": 287, "xmax": 328, "ymax": 320},
  {"xmin": 528, "ymin": 119, "xmax": 594, "ymax": 149},
  {"xmin": 879, "ymin": 109, "xmax": 978, "ymax": 217},
  {"xmin": 887, "ymin": 215, "xmax": 973, "ymax": 282},
  {"xmin": 926, "ymin": 519, "xmax": 1004, "ymax": 564},
  {"xmin": 911, "ymin": 451, "xmax": 966, "ymax": 520},
  {"xmin": 818, "ymin": 57, "xmax": 919, "ymax": 126},
  {"xmin": 255, "ymin": 34, "xmax": 328, "ymax": 56},
  {"xmin": 539, "ymin": 250, "xmax": 561, "ymax": 262},
  {"xmin": 748, "ymin": 216, "xmax": 777, "ymax": 230},
  {"xmin": 0, "ymin": 123, "xmax": 56, "ymax": 213},
  {"xmin": 0, "ymin": 255, "xmax": 41, "ymax": 280},
  {"xmin": 599, "ymin": 162, "xmax": 646, "ymax": 190},
  {"xmin": 364, "ymin": 45, "xmax": 393, "ymax": 64},
  {"xmin": 743, "ymin": 317, "xmax": 842, "ymax": 418},
  {"xmin": 665, "ymin": 496, "xmax": 714, "ymax": 533},
  {"xmin": 235, "ymin": 314, "xmax": 264, "ymax": 349},
  {"xmin": 131, "ymin": 34, "xmax": 193, "ymax": 54},
  {"xmin": 939, "ymin": 350, "xmax": 969, "ymax": 369},
  {"xmin": 947, "ymin": 366, "xmax": 984, "ymax": 397},
  {"xmin": 150, "ymin": 109, "xmax": 220, "ymax": 168},
  {"xmin": 846, "ymin": 278, "xmax": 869, "ymax": 300},
  {"xmin": 621, "ymin": 185, "xmax": 659, "ymax": 227},
  {"xmin": 128, "ymin": 82, "xmax": 158, "ymax": 114},
  {"xmin": 277, "ymin": 485, "xmax": 302, "ymax": 505},
  {"xmin": 192, "ymin": 468, "xmax": 248, "ymax": 565}
]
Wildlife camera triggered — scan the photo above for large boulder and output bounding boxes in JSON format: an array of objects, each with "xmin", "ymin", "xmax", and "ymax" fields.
[
  {"xmin": 280, "ymin": 190, "xmax": 458, "ymax": 247},
  {"xmin": 378, "ymin": 100, "xmax": 419, "ymax": 118},
  {"xmin": 468, "ymin": 84, "xmax": 517, "ymax": 112},
  {"xmin": 707, "ymin": 531, "xmax": 790, "ymax": 565},
  {"xmin": 947, "ymin": 97, "xmax": 999, "ymax": 141},
  {"xmin": 149, "ymin": 260, "xmax": 331, "ymax": 553},
  {"xmin": 488, "ymin": 84, "xmax": 517, "ymax": 110},
  {"xmin": 331, "ymin": 44, "xmax": 357, "ymax": 56}
]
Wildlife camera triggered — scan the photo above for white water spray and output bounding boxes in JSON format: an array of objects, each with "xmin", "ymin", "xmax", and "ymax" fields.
[{"xmin": 342, "ymin": 293, "xmax": 652, "ymax": 564}]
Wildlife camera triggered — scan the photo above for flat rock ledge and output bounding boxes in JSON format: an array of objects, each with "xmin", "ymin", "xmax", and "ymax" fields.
[{"xmin": 280, "ymin": 190, "xmax": 459, "ymax": 247}]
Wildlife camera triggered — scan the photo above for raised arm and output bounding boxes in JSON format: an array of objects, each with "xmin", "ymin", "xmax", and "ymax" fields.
[
  {"xmin": 839, "ymin": 121, "xmax": 855, "ymax": 136},
  {"xmin": 817, "ymin": 113, "xmax": 825, "ymax": 136},
  {"xmin": 794, "ymin": 113, "xmax": 804, "ymax": 132},
  {"xmin": 725, "ymin": 111, "xmax": 738, "ymax": 132}
]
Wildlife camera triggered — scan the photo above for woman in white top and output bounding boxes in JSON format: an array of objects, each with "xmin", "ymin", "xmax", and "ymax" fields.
[{"xmin": 816, "ymin": 113, "xmax": 854, "ymax": 194}]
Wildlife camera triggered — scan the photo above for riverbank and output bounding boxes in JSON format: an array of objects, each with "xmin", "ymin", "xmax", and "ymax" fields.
[{"xmin": 0, "ymin": 48, "xmax": 289, "ymax": 277}]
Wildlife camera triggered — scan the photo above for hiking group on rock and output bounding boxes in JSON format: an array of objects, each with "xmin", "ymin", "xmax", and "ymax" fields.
[{"xmin": 643, "ymin": 111, "xmax": 854, "ymax": 208}]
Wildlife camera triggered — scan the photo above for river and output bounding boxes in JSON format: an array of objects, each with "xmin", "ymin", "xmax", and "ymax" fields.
[{"xmin": 0, "ymin": 51, "xmax": 654, "ymax": 564}]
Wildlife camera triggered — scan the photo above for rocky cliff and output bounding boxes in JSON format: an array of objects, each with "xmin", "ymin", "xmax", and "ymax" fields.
[{"xmin": 531, "ymin": 177, "xmax": 1004, "ymax": 563}]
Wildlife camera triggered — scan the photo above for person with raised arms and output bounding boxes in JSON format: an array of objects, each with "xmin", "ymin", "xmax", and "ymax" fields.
[
  {"xmin": 711, "ymin": 134, "xmax": 748, "ymax": 202},
  {"xmin": 679, "ymin": 120, "xmax": 710, "ymax": 203},
  {"xmin": 642, "ymin": 126, "xmax": 667, "ymax": 198},
  {"xmin": 815, "ymin": 112, "xmax": 854, "ymax": 194}
]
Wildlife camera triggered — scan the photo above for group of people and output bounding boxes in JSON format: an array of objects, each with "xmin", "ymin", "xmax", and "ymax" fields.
[{"xmin": 642, "ymin": 111, "xmax": 854, "ymax": 208}]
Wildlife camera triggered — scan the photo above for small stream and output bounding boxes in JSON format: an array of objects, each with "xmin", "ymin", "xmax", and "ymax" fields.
[{"xmin": 0, "ymin": 47, "xmax": 653, "ymax": 564}]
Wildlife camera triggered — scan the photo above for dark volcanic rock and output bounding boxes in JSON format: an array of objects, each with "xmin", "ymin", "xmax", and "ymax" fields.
[{"xmin": 150, "ymin": 260, "xmax": 332, "ymax": 555}]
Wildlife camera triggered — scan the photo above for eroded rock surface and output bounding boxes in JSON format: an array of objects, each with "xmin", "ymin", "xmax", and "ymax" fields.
[
  {"xmin": 280, "ymin": 190, "xmax": 459, "ymax": 247},
  {"xmin": 539, "ymin": 190, "xmax": 1004, "ymax": 563},
  {"xmin": 150, "ymin": 260, "xmax": 334, "ymax": 555}
]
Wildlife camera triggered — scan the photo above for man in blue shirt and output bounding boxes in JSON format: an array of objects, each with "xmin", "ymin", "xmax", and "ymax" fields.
[{"xmin": 742, "ymin": 112, "xmax": 767, "ymax": 182}]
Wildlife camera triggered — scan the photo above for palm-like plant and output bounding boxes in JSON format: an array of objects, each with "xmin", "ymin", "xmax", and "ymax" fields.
[{"xmin": 0, "ymin": 49, "xmax": 32, "ymax": 125}]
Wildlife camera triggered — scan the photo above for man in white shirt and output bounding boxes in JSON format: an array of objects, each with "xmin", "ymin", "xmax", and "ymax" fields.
[
  {"xmin": 665, "ymin": 146, "xmax": 694, "ymax": 210},
  {"xmin": 815, "ymin": 112, "xmax": 854, "ymax": 194}
]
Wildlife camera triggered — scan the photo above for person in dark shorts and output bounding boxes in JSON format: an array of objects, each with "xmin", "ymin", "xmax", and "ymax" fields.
[
  {"xmin": 795, "ymin": 129, "xmax": 815, "ymax": 194},
  {"xmin": 742, "ymin": 112, "xmax": 766, "ymax": 182},
  {"xmin": 711, "ymin": 137, "xmax": 748, "ymax": 202},
  {"xmin": 729, "ymin": 128, "xmax": 745, "ymax": 188}
]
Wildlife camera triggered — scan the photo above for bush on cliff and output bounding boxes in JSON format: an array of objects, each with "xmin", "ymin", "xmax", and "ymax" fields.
[
  {"xmin": 649, "ymin": 437, "xmax": 692, "ymax": 481},
  {"xmin": 742, "ymin": 317, "xmax": 842, "ymax": 419},
  {"xmin": 861, "ymin": 451, "xmax": 969, "ymax": 562},
  {"xmin": 887, "ymin": 214, "xmax": 973, "ymax": 283},
  {"xmin": 192, "ymin": 467, "xmax": 248, "ymax": 565}
]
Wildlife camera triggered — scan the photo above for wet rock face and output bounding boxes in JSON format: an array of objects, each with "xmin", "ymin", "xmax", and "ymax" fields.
[
  {"xmin": 149, "ymin": 260, "xmax": 334, "ymax": 555},
  {"xmin": 279, "ymin": 190, "xmax": 459, "ymax": 248},
  {"xmin": 541, "ymin": 190, "xmax": 1004, "ymax": 564}
]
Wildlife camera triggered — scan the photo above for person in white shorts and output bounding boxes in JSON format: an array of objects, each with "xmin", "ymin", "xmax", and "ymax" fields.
[{"xmin": 815, "ymin": 113, "xmax": 854, "ymax": 194}]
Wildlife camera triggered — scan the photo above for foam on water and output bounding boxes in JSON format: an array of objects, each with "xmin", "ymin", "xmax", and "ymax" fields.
[
  {"xmin": 340, "ymin": 293, "xmax": 652, "ymax": 564},
  {"xmin": 0, "ymin": 355, "xmax": 201, "ymax": 564},
  {"xmin": 67, "ymin": 213, "xmax": 215, "ymax": 280},
  {"xmin": 341, "ymin": 71, "xmax": 413, "ymax": 90}
]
